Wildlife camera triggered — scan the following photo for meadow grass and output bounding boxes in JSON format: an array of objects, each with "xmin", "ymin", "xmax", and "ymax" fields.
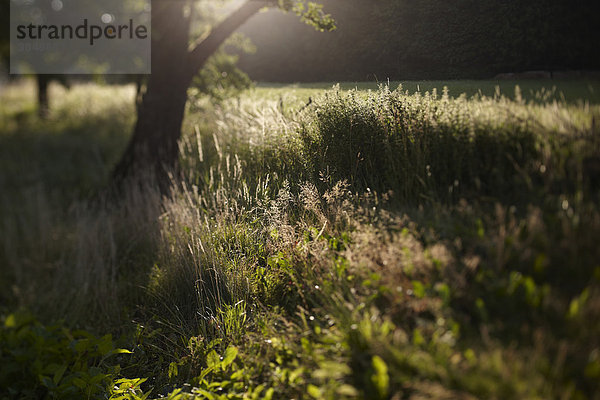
[
  {"xmin": 1, "ymin": 79, "xmax": 599, "ymax": 399},
  {"xmin": 255, "ymin": 79, "xmax": 600, "ymax": 104}
]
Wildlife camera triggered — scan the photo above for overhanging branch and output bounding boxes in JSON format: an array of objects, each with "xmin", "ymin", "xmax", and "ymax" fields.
[{"xmin": 187, "ymin": 0, "xmax": 269, "ymax": 77}]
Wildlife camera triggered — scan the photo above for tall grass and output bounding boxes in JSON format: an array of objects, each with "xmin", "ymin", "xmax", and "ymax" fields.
[
  {"xmin": 177, "ymin": 84, "xmax": 600, "ymax": 397},
  {"xmin": 183, "ymin": 84, "xmax": 600, "ymax": 206},
  {"xmin": 1, "ymin": 80, "xmax": 599, "ymax": 398}
]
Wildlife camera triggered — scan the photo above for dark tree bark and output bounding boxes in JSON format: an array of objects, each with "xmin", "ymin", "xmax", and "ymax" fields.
[
  {"xmin": 134, "ymin": 74, "xmax": 147, "ymax": 112},
  {"xmin": 112, "ymin": 0, "xmax": 267, "ymax": 192},
  {"xmin": 112, "ymin": 0, "xmax": 191, "ymax": 190},
  {"xmin": 36, "ymin": 74, "xmax": 71, "ymax": 119},
  {"xmin": 36, "ymin": 75, "xmax": 50, "ymax": 119}
]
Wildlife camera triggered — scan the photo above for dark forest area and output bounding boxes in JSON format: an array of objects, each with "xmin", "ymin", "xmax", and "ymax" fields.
[{"xmin": 238, "ymin": 0, "xmax": 600, "ymax": 81}]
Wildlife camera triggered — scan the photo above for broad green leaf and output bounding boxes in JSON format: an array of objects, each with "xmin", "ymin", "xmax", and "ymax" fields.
[
  {"xmin": 221, "ymin": 346, "xmax": 238, "ymax": 369},
  {"xmin": 206, "ymin": 350, "xmax": 221, "ymax": 369}
]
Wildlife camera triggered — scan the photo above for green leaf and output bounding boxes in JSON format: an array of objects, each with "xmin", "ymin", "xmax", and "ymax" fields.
[
  {"xmin": 74, "ymin": 339, "xmax": 91, "ymax": 353},
  {"xmin": 307, "ymin": 384, "xmax": 321, "ymax": 398},
  {"xmin": 89, "ymin": 373, "xmax": 107, "ymax": 386},
  {"xmin": 97, "ymin": 334, "xmax": 113, "ymax": 356},
  {"xmin": 411, "ymin": 280, "xmax": 426, "ymax": 298},
  {"xmin": 72, "ymin": 377, "xmax": 87, "ymax": 389},
  {"xmin": 568, "ymin": 288, "xmax": 590, "ymax": 318},
  {"xmin": 4, "ymin": 314, "xmax": 16, "ymax": 328},
  {"xmin": 199, "ymin": 366, "xmax": 214, "ymax": 380},
  {"xmin": 337, "ymin": 384, "xmax": 359, "ymax": 396},
  {"xmin": 53, "ymin": 365, "xmax": 68, "ymax": 385},
  {"xmin": 192, "ymin": 388, "xmax": 215, "ymax": 400},
  {"xmin": 221, "ymin": 346, "xmax": 238, "ymax": 369},
  {"xmin": 110, "ymin": 348, "xmax": 133, "ymax": 355},
  {"xmin": 288, "ymin": 367, "xmax": 304, "ymax": 383},
  {"xmin": 264, "ymin": 387, "xmax": 275, "ymax": 400},
  {"xmin": 313, "ymin": 361, "xmax": 351, "ymax": 380},
  {"xmin": 412, "ymin": 328, "xmax": 425, "ymax": 346},
  {"xmin": 206, "ymin": 350, "xmax": 221, "ymax": 369},
  {"xmin": 371, "ymin": 355, "xmax": 389, "ymax": 399},
  {"xmin": 114, "ymin": 378, "xmax": 135, "ymax": 385},
  {"xmin": 165, "ymin": 388, "xmax": 183, "ymax": 400},
  {"xmin": 251, "ymin": 384, "xmax": 265, "ymax": 400},
  {"xmin": 140, "ymin": 390, "xmax": 152, "ymax": 400},
  {"xmin": 168, "ymin": 362, "xmax": 179, "ymax": 379}
]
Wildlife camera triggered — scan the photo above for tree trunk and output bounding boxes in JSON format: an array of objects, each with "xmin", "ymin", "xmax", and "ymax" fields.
[
  {"xmin": 112, "ymin": 0, "xmax": 192, "ymax": 191},
  {"xmin": 37, "ymin": 75, "xmax": 49, "ymax": 119},
  {"xmin": 112, "ymin": 0, "xmax": 267, "ymax": 193}
]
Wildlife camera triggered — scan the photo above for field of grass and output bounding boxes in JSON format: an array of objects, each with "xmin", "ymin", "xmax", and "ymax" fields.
[
  {"xmin": 1, "ymin": 79, "xmax": 600, "ymax": 399},
  {"xmin": 256, "ymin": 79, "xmax": 600, "ymax": 104}
]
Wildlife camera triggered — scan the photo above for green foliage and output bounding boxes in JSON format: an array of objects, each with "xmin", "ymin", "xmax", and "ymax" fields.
[
  {"xmin": 109, "ymin": 378, "xmax": 149, "ymax": 400},
  {"xmin": 190, "ymin": 35, "xmax": 255, "ymax": 103},
  {"xmin": 301, "ymin": 85, "xmax": 555, "ymax": 203},
  {"xmin": 278, "ymin": 0, "xmax": 336, "ymax": 32},
  {"xmin": 0, "ymin": 312, "xmax": 132, "ymax": 399},
  {"xmin": 1, "ymin": 81, "xmax": 600, "ymax": 399}
]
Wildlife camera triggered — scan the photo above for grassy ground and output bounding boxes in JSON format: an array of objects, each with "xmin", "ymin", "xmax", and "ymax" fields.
[
  {"xmin": 256, "ymin": 79, "xmax": 600, "ymax": 104},
  {"xmin": 1, "ymin": 79, "xmax": 600, "ymax": 399}
]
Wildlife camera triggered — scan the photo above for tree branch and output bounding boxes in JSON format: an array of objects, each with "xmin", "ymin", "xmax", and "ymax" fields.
[{"xmin": 187, "ymin": 0, "xmax": 269, "ymax": 77}]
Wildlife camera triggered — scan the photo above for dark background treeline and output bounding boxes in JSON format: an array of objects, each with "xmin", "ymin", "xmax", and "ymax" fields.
[{"xmin": 237, "ymin": 0, "xmax": 600, "ymax": 82}]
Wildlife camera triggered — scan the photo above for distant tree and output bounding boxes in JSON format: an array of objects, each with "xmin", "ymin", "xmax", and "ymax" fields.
[
  {"xmin": 0, "ymin": 0, "xmax": 9, "ymax": 73},
  {"xmin": 35, "ymin": 75, "xmax": 74, "ymax": 118},
  {"xmin": 1, "ymin": 0, "xmax": 64, "ymax": 118},
  {"xmin": 112, "ymin": 0, "xmax": 335, "ymax": 190},
  {"xmin": 4, "ymin": 0, "xmax": 144, "ymax": 118}
]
